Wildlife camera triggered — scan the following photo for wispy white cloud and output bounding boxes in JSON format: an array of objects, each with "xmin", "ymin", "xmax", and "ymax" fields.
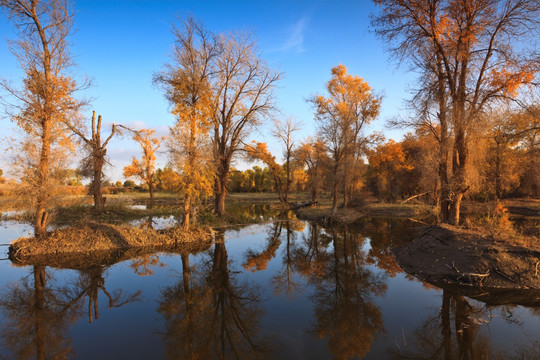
[{"xmin": 275, "ymin": 15, "xmax": 309, "ymax": 53}]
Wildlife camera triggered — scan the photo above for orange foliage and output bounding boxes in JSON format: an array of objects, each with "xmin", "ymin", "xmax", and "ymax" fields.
[
  {"xmin": 123, "ymin": 129, "xmax": 163, "ymax": 188},
  {"xmin": 242, "ymin": 239, "xmax": 281, "ymax": 272},
  {"xmin": 130, "ymin": 255, "xmax": 165, "ymax": 276},
  {"xmin": 245, "ymin": 141, "xmax": 286, "ymax": 200}
]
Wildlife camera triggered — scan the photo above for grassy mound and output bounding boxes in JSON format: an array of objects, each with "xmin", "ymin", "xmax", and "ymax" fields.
[{"xmin": 10, "ymin": 222, "xmax": 212, "ymax": 260}]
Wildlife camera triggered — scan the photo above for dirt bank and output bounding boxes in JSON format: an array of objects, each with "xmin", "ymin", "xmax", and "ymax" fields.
[
  {"xmin": 394, "ymin": 224, "xmax": 540, "ymax": 290},
  {"xmin": 294, "ymin": 203, "xmax": 433, "ymax": 224},
  {"xmin": 294, "ymin": 207, "xmax": 364, "ymax": 224},
  {"xmin": 9, "ymin": 222, "xmax": 213, "ymax": 261}
]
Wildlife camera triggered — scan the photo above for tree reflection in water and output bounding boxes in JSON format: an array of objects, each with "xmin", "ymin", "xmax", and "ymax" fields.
[
  {"xmin": 307, "ymin": 226, "xmax": 386, "ymax": 359},
  {"xmin": 0, "ymin": 266, "xmax": 80, "ymax": 359},
  {"xmin": 248, "ymin": 220, "xmax": 390, "ymax": 359},
  {"xmin": 0, "ymin": 264, "xmax": 141, "ymax": 359},
  {"xmin": 67, "ymin": 266, "xmax": 142, "ymax": 323},
  {"xmin": 158, "ymin": 230, "xmax": 273, "ymax": 359},
  {"xmin": 242, "ymin": 211, "xmax": 304, "ymax": 299}
]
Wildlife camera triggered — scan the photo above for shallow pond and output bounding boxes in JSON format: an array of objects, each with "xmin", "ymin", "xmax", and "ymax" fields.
[{"xmin": 1, "ymin": 216, "xmax": 540, "ymax": 359}]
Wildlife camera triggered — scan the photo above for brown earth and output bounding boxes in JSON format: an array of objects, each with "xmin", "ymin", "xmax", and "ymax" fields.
[
  {"xmin": 9, "ymin": 222, "xmax": 213, "ymax": 262},
  {"xmin": 394, "ymin": 224, "xmax": 540, "ymax": 290}
]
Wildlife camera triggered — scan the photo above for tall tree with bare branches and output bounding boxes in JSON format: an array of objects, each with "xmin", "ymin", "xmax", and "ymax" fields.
[
  {"xmin": 373, "ymin": 0, "xmax": 540, "ymax": 224},
  {"xmin": 211, "ymin": 31, "xmax": 281, "ymax": 216},
  {"xmin": 156, "ymin": 17, "xmax": 280, "ymax": 218},
  {"xmin": 273, "ymin": 117, "xmax": 301, "ymax": 203},
  {"xmin": 0, "ymin": 0, "xmax": 86, "ymax": 237}
]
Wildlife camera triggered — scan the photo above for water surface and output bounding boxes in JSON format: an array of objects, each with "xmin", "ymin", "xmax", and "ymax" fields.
[{"xmin": 1, "ymin": 216, "xmax": 539, "ymax": 359}]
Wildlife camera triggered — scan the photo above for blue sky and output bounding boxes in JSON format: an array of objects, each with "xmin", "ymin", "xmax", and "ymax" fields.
[{"xmin": 0, "ymin": 0, "xmax": 416, "ymax": 181}]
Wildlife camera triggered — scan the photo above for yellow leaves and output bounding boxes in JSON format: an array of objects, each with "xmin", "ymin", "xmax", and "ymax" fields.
[
  {"xmin": 368, "ymin": 139, "xmax": 413, "ymax": 174},
  {"xmin": 489, "ymin": 67, "xmax": 535, "ymax": 97},
  {"xmin": 123, "ymin": 160, "xmax": 142, "ymax": 178},
  {"xmin": 124, "ymin": 129, "xmax": 163, "ymax": 186}
]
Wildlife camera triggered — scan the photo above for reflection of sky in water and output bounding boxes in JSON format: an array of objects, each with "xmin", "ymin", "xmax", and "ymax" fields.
[
  {"xmin": 129, "ymin": 215, "xmax": 179, "ymax": 230},
  {"xmin": 0, "ymin": 218, "xmax": 540, "ymax": 359},
  {"xmin": 127, "ymin": 204, "xmax": 147, "ymax": 210}
]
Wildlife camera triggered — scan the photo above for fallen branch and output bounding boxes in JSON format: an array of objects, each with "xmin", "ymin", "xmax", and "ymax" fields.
[
  {"xmin": 401, "ymin": 192, "xmax": 430, "ymax": 204},
  {"xmin": 446, "ymin": 261, "xmax": 490, "ymax": 283}
]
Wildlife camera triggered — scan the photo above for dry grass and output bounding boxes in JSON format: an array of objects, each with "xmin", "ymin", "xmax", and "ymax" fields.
[{"xmin": 10, "ymin": 222, "xmax": 213, "ymax": 259}]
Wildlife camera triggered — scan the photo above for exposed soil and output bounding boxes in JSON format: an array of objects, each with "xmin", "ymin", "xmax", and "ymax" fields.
[
  {"xmin": 9, "ymin": 222, "xmax": 213, "ymax": 261},
  {"xmin": 294, "ymin": 203, "xmax": 433, "ymax": 224},
  {"xmin": 294, "ymin": 206, "xmax": 365, "ymax": 224},
  {"xmin": 394, "ymin": 224, "xmax": 540, "ymax": 290}
]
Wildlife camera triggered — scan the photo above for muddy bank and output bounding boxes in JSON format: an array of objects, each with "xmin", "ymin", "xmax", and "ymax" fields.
[
  {"xmin": 9, "ymin": 222, "xmax": 213, "ymax": 261},
  {"xmin": 294, "ymin": 207, "xmax": 364, "ymax": 224},
  {"xmin": 294, "ymin": 203, "xmax": 433, "ymax": 224},
  {"xmin": 394, "ymin": 224, "xmax": 540, "ymax": 290}
]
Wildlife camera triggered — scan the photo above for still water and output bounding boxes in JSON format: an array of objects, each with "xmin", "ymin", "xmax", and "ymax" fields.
[{"xmin": 1, "ymin": 215, "xmax": 540, "ymax": 359}]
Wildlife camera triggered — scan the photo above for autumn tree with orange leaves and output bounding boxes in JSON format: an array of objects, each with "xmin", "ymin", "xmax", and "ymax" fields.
[
  {"xmin": 155, "ymin": 16, "xmax": 280, "ymax": 218},
  {"xmin": 310, "ymin": 65, "xmax": 381, "ymax": 215},
  {"xmin": 245, "ymin": 141, "xmax": 287, "ymax": 202},
  {"xmin": 367, "ymin": 139, "xmax": 414, "ymax": 201},
  {"xmin": 373, "ymin": 0, "xmax": 540, "ymax": 224},
  {"xmin": 0, "ymin": 0, "xmax": 87, "ymax": 237},
  {"xmin": 295, "ymin": 138, "xmax": 328, "ymax": 202},
  {"xmin": 154, "ymin": 17, "xmax": 216, "ymax": 228},
  {"xmin": 123, "ymin": 129, "xmax": 163, "ymax": 208}
]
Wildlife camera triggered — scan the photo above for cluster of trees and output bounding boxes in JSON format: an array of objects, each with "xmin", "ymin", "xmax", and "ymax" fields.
[
  {"xmin": 0, "ymin": 2, "xmax": 280, "ymax": 233},
  {"xmin": 1, "ymin": 0, "xmax": 539, "ymax": 236},
  {"xmin": 372, "ymin": 0, "xmax": 540, "ymax": 224},
  {"xmin": 365, "ymin": 106, "xmax": 539, "ymax": 202}
]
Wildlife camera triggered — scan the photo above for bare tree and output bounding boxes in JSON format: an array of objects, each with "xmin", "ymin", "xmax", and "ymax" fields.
[
  {"xmin": 0, "ymin": 0, "xmax": 86, "ymax": 237},
  {"xmin": 155, "ymin": 17, "xmax": 280, "ymax": 218},
  {"xmin": 272, "ymin": 117, "xmax": 301, "ymax": 203},
  {"xmin": 211, "ymin": 32, "xmax": 281, "ymax": 216},
  {"xmin": 65, "ymin": 111, "xmax": 116, "ymax": 213}
]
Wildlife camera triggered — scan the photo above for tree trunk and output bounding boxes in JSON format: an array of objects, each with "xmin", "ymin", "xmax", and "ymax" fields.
[
  {"xmin": 214, "ymin": 172, "xmax": 227, "ymax": 217},
  {"xmin": 448, "ymin": 193, "xmax": 463, "ymax": 225},
  {"xmin": 35, "ymin": 117, "xmax": 51, "ymax": 238},
  {"xmin": 183, "ymin": 195, "xmax": 191, "ymax": 230},
  {"xmin": 448, "ymin": 127, "xmax": 468, "ymax": 226},
  {"xmin": 332, "ymin": 176, "xmax": 338, "ymax": 216},
  {"xmin": 148, "ymin": 180, "xmax": 155, "ymax": 209},
  {"xmin": 93, "ymin": 153, "xmax": 105, "ymax": 213},
  {"xmin": 342, "ymin": 162, "xmax": 349, "ymax": 208},
  {"xmin": 311, "ymin": 186, "xmax": 318, "ymax": 203},
  {"xmin": 285, "ymin": 152, "xmax": 290, "ymax": 203},
  {"xmin": 34, "ymin": 265, "xmax": 46, "ymax": 360}
]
